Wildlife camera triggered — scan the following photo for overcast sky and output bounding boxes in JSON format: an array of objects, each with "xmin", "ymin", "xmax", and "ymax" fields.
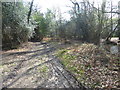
[{"xmin": 25, "ymin": 0, "xmax": 120, "ymax": 20}]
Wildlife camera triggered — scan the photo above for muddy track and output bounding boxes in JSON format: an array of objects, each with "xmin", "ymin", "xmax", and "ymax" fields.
[{"xmin": 2, "ymin": 42, "xmax": 86, "ymax": 89}]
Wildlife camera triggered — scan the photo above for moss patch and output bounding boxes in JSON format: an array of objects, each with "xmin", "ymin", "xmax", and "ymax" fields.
[{"xmin": 39, "ymin": 65, "xmax": 49, "ymax": 73}]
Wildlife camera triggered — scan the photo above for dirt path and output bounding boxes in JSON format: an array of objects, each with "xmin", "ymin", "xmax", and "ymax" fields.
[{"xmin": 1, "ymin": 42, "xmax": 86, "ymax": 89}]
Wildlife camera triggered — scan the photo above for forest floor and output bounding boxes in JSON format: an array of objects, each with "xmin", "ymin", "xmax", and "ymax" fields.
[
  {"xmin": 1, "ymin": 39, "xmax": 119, "ymax": 89},
  {"xmin": 1, "ymin": 41, "xmax": 85, "ymax": 89}
]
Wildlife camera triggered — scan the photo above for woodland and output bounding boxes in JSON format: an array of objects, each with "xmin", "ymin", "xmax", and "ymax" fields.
[{"xmin": 1, "ymin": 0, "xmax": 120, "ymax": 89}]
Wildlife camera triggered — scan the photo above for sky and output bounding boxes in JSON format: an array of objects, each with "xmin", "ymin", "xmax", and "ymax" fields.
[{"xmin": 25, "ymin": 0, "xmax": 120, "ymax": 20}]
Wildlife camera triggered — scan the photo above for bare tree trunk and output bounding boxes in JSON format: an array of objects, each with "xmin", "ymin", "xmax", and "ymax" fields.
[{"xmin": 27, "ymin": 0, "xmax": 34, "ymax": 24}]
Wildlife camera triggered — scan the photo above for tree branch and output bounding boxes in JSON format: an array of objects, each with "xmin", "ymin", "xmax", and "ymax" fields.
[
  {"xmin": 103, "ymin": 11, "xmax": 120, "ymax": 14},
  {"xmin": 105, "ymin": 24, "xmax": 118, "ymax": 41}
]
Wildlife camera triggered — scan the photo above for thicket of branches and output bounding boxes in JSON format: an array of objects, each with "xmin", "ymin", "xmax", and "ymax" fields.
[
  {"xmin": 57, "ymin": 0, "xmax": 119, "ymax": 44},
  {"xmin": 2, "ymin": 0, "xmax": 120, "ymax": 49}
]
